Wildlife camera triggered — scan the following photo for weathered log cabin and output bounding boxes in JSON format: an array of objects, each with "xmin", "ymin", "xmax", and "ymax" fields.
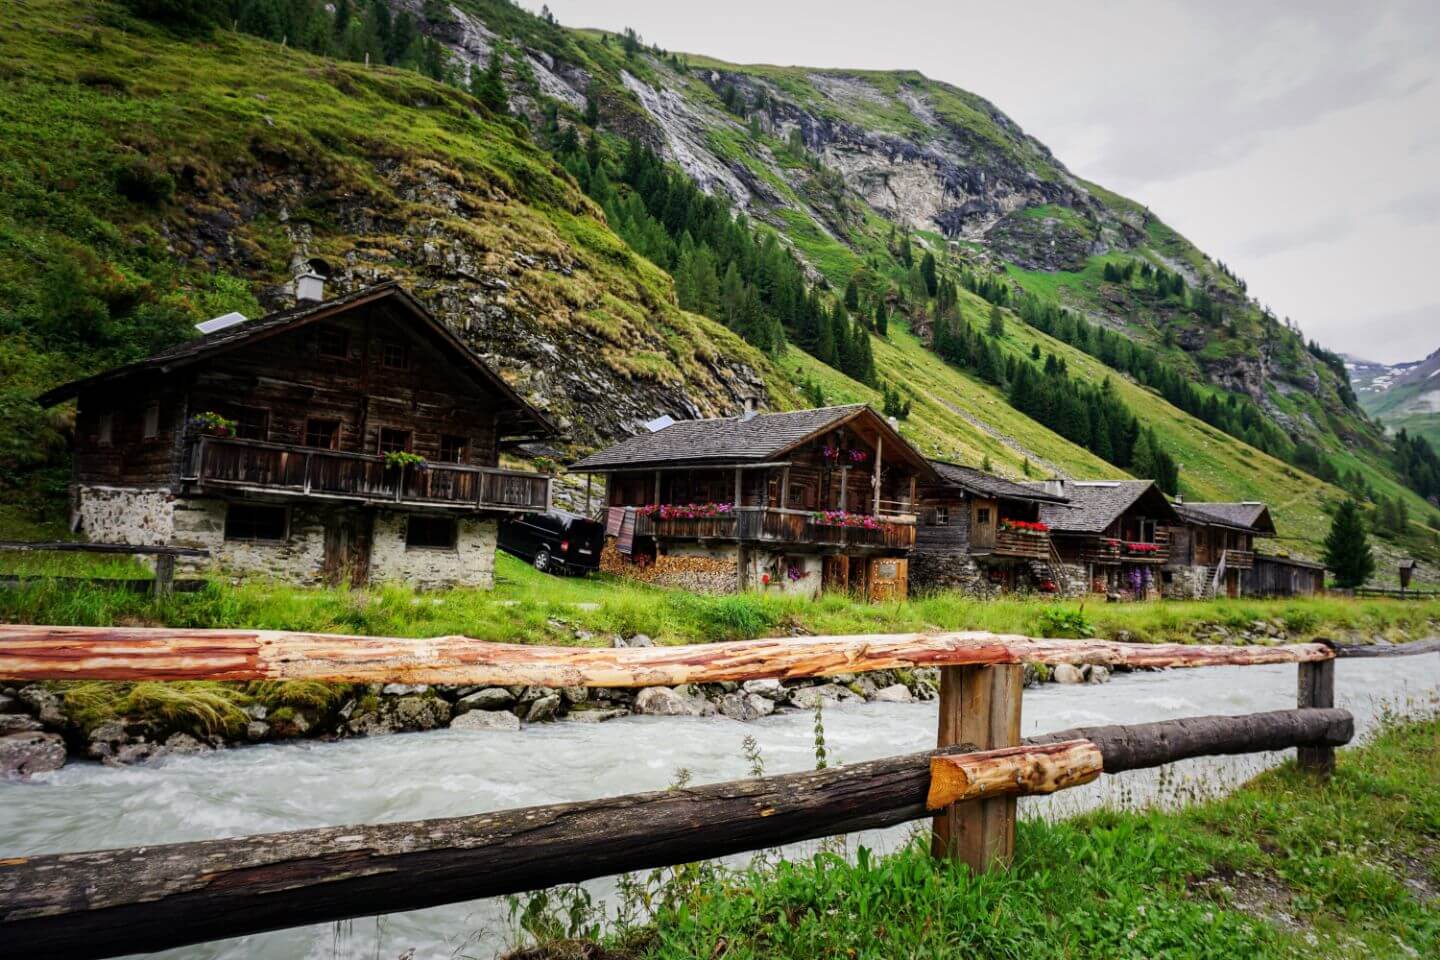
[
  {"xmin": 570, "ymin": 404, "xmax": 934, "ymax": 601},
  {"xmin": 38, "ymin": 280, "xmax": 554, "ymax": 589},
  {"xmin": 1031, "ymin": 480, "xmax": 1181, "ymax": 600},
  {"xmin": 1242, "ymin": 554, "xmax": 1326, "ymax": 597},
  {"xmin": 1165, "ymin": 501, "xmax": 1277, "ymax": 598},
  {"xmin": 912, "ymin": 461, "xmax": 1075, "ymax": 596}
]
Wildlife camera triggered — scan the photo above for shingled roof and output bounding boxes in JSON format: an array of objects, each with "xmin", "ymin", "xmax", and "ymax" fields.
[
  {"xmin": 1174, "ymin": 501, "xmax": 1276, "ymax": 535},
  {"xmin": 570, "ymin": 404, "xmax": 934, "ymax": 474},
  {"xmin": 37, "ymin": 282, "xmax": 554, "ymax": 440},
  {"xmin": 928, "ymin": 460, "xmax": 1068, "ymax": 503},
  {"xmin": 1033, "ymin": 480, "xmax": 1179, "ymax": 533}
]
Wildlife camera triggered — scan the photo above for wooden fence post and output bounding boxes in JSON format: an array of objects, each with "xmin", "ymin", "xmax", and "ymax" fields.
[
  {"xmin": 931, "ymin": 663, "xmax": 1023, "ymax": 871},
  {"xmin": 151, "ymin": 553, "xmax": 175, "ymax": 600},
  {"xmin": 1297, "ymin": 659, "xmax": 1335, "ymax": 776}
]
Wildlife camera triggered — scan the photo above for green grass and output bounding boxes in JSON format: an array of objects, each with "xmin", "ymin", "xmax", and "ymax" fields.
[{"xmin": 514, "ymin": 711, "xmax": 1440, "ymax": 959}]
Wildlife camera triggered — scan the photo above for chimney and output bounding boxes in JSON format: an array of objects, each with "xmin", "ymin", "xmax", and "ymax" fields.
[
  {"xmin": 1042, "ymin": 477, "xmax": 1066, "ymax": 498},
  {"xmin": 1175, "ymin": 493, "xmax": 1184, "ymax": 505},
  {"xmin": 295, "ymin": 270, "xmax": 325, "ymax": 304},
  {"xmin": 740, "ymin": 396, "xmax": 758, "ymax": 421}
]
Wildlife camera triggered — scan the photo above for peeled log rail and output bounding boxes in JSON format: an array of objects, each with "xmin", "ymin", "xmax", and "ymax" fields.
[
  {"xmin": 926, "ymin": 740, "xmax": 1103, "ymax": 809},
  {"xmin": 1327, "ymin": 637, "xmax": 1440, "ymax": 658},
  {"xmin": 0, "ymin": 708, "xmax": 1353, "ymax": 960},
  {"xmin": 0, "ymin": 625, "xmax": 1333, "ymax": 686}
]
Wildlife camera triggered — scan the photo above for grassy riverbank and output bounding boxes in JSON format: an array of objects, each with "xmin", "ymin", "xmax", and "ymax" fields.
[
  {"xmin": 2, "ymin": 553, "xmax": 1438, "ymax": 646},
  {"xmin": 510, "ymin": 711, "xmax": 1440, "ymax": 960}
]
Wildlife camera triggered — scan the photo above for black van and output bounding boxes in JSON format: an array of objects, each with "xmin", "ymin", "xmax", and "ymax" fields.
[{"xmin": 498, "ymin": 510, "xmax": 606, "ymax": 576}]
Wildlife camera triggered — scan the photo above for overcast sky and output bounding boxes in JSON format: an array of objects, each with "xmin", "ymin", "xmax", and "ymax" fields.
[{"xmin": 525, "ymin": 1, "xmax": 1438, "ymax": 364}]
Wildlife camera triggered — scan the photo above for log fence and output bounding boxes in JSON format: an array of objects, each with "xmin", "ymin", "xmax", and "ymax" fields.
[{"xmin": 0, "ymin": 624, "xmax": 1434, "ymax": 958}]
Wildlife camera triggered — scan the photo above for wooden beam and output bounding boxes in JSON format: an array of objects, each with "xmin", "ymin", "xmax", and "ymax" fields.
[
  {"xmin": 931, "ymin": 664, "xmax": 1022, "ymax": 871},
  {"xmin": 873, "ymin": 433, "xmax": 883, "ymax": 514},
  {"xmin": 0, "ymin": 541, "xmax": 208, "ymax": 558},
  {"xmin": 926, "ymin": 740, "xmax": 1103, "ymax": 808},
  {"xmin": 0, "ymin": 709, "xmax": 1353, "ymax": 960},
  {"xmin": 1296, "ymin": 659, "xmax": 1335, "ymax": 776},
  {"xmin": 0, "ymin": 627, "xmax": 1335, "ymax": 686},
  {"xmin": 1328, "ymin": 638, "xmax": 1440, "ymax": 658}
]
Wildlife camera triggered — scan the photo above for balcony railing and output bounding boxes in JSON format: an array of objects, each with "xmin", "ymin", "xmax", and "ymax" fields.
[
  {"xmin": 1081, "ymin": 530, "xmax": 1171, "ymax": 565},
  {"xmin": 1224, "ymin": 549, "xmax": 1255, "ymax": 571},
  {"xmin": 641, "ymin": 506, "xmax": 915, "ymax": 550},
  {"xmin": 184, "ymin": 436, "xmax": 549, "ymax": 512},
  {"xmin": 986, "ymin": 528, "xmax": 1051, "ymax": 561}
]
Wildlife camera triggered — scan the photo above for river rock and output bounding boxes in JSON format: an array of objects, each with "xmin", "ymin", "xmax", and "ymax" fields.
[
  {"xmin": 18, "ymin": 685, "xmax": 66, "ymax": 727},
  {"xmin": 787, "ymin": 684, "xmax": 856, "ymax": 709},
  {"xmin": 871, "ymin": 683, "xmax": 913, "ymax": 703},
  {"xmin": 86, "ymin": 721, "xmax": 128, "ymax": 761},
  {"xmin": 719, "ymin": 692, "xmax": 775, "ymax": 722},
  {"xmin": 634, "ymin": 686, "xmax": 715, "ymax": 717},
  {"xmin": 1088, "ymin": 665, "xmax": 1112, "ymax": 684},
  {"xmin": 346, "ymin": 711, "xmax": 398, "ymax": 737},
  {"xmin": 244, "ymin": 704, "xmax": 268, "ymax": 721},
  {"xmin": 0, "ymin": 731, "xmax": 67, "ymax": 779},
  {"xmin": 163, "ymin": 733, "xmax": 209, "ymax": 755},
  {"xmin": 741, "ymin": 679, "xmax": 784, "ymax": 700},
  {"xmin": 0, "ymin": 714, "xmax": 42, "ymax": 735},
  {"xmin": 455, "ymin": 688, "xmax": 516, "ymax": 713},
  {"xmin": 612, "ymin": 633, "xmax": 655, "ymax": 648},
  {"xmin": 1053, "ymin": 664, "xmax": 1085, "ymax": 684},
  {"xmin": 560, "ymin": 686, "xmax": 589, "ymax": 704},
  {"xmin": 393, "ymin": 697, "xmax": 451, "ymax": 731},
  {"xmin": 0, "ymin": 694, "xmax": 19, "ymax": 714},
  {"xmin": 525, "ymin": 694, "xmax": 562, "ymax": 723},
  {"xmin": 382, "ymin": 683, "xmax": 429, "ymax": 697},
  {"xmin": 245, "ymin": 720, "xmax": 270, "ymax": 741},
  {"xmin": 564, "ymin": 705, "xmax": 629, "ymax": 723},
  {"xmin": 451, "ymin": 709, "xmax": 521, "ymax": 732}
]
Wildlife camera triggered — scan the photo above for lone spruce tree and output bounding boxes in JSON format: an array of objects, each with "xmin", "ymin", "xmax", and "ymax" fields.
[{"xmin": 1322, "ymin": 499, "xmax": 1375, "ymax": 589}]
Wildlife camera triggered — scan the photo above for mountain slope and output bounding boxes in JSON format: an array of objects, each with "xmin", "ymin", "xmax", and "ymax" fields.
[
  {"xmin": 1354, "ymin": 348, "xmax": 1440, "ymax": 449},
  {"xmin": 2, "ymin": 0, "xmax": 1435, "ymax": 577}
]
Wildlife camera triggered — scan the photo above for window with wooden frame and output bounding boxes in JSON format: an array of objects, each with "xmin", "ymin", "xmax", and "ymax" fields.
[
  {"xmin": 380, "ymin": 340, "xmax": 409, "ymax": 370},
  {"xmin": 378, "ymin": 427, "xmax": 412, "ymax": 455},
  {"xmin": 405, "ymin": 515, "xmax": 457, "ymax": 549},
  {"xmin": 976, "ymin": 507, "xmax": 991, "ymax": 525},
  {"xmin": 143, "ymin": 403, "xmax": 161, "ymax": 439},
  {"xmin": 97, "ymin": 413, "xmax": 114, "ymax": 446},
  {"xmin": 227, "ymin": 406, "xmax": 270, "ymax": 441},
  {"xmin": 439, "ymin": 434, "xmax": 468, "ymax": 464},
  {"xmin": 304, "ymin": 418, "xmax": 341, "ymax": 449},
  {"xmin": 315, "ymin": 325, "xmax": 350, "ymax": 360},
  {"xmin": 224, "ymin": 504, "xmax": 288, "ymax": 542},
  {"xmin": 934, "ymin": 505, "xmax": 950, "ymax": 526}
]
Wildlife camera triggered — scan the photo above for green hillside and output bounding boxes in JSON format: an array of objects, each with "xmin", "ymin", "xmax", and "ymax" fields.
[{"xmin": 2, "ymin": 0, "xmax": 1437, "ymax": 577}]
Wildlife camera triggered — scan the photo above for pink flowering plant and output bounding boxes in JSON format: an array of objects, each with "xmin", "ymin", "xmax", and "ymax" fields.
[
  {"xmin": 637, "ymin": 502, "xmax": 735, "ymax": 520},
  {"xmin": 847, "ymin": 448, "xmax": 869, "ymax": 464},
  {"xmin": 811, "ymin": 509, "xmax": 882, "ymax": 529}
]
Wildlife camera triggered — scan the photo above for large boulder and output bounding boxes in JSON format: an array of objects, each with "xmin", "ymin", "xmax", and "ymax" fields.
[
  {"xmin": 18, "ymin": 685, "xmax": 66, "ymax": 727},
  {"xmin": 0, "ymin": 732, "xmax": 67, "ymax": 779},
  {"xmin": 392, "ymin": 697, "xmax": 451, "ymax": 731},
  {"xmin": 524, "ymin": 694, "xmax": 562, "ymax": 723},
  {"xmin": 1052, "ymin": 664, "xmax": 1085, "ymax": 684},
  {"xmin": 0, "ymin": 714, "xmax": 42, "ymax": 735},
  {"xmin": 719, "ymin": 692, "xmax": 775, "ymax": 722},
  {"xmin": 871, "ymin": 683, "xmax": 913, "ymax": 703},
  {"xmin": 563, "ymin": 704, "xmax": 630, "ymax": 723},
  {"xmin": 787, "ymin": 684, "xmax": 858, "ymax": 709},
  {"xmin": 451, "ymin": 710, "xmax": 521, "ymax": 733},
  {"xmin": 633, "ymin": 686, "xmax": 716, "ymax": 717},
  {"xmin": 454, "ymin": 688, "xmax": 516, "ymax": 713},
  {"xmin": 741, "ymin": 678, "xmax": 784, "ymax": 700}
]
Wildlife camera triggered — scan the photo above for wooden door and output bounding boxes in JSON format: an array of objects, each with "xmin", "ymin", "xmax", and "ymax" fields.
[
  {"xmin": 822, "ymin": 556, "xmax": 850, "ymax": 593},
  {"xmin": 868, "ymin": 557, "xmax": 908, "ymax": 602},
  {"xmin": 323, "ymin": 511, "xmax": 373, "ymax": 587}
]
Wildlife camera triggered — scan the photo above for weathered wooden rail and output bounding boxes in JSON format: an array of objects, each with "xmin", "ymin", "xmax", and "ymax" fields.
[
  {"xmin": 0, "ymin": 541, "xmax": 209, "ymax": 598},
  {"xmin": 0, "ymin": 624, "xmax": 1433, "ymax": 959},
  {"xmin": 0, "ymin": 709, "xmax": 1355, "ymax": 960}
]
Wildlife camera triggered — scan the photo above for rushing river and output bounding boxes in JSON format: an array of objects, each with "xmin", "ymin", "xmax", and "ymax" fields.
[{"xmin": 4, "ymin": 655, "xmax": 1438, "ymax": 960}]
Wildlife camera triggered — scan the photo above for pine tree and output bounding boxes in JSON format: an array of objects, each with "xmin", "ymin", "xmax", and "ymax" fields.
[
  {"xmin": 987, "ymin": 304, "xmax": 1005, "ymax": 339},
  {"xmin": 843, "ymin": 278, "xmax": 859, "ymax": 310},
  {"xmin": 920, "ymin": 251, "xmax": 938, "ymax": 296},
  {"xmin": 471, "ymin": 52, "xmax": 508, "ymax": 114},
  {"xmin": 874, "ymin": 300, "xmax": 888, "ymax": 336},
  {"xmin": 1322, "ymin": 499, "xmax": 1375, "ymax": 589}
]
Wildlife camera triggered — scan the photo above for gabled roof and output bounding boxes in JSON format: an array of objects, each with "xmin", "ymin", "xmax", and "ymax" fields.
[
  {"xmin": 570, "ymin": 404, "xmax": 935, "ymax": 475},
  {"xmin": 1033, "ymin": 480, "xmax": 1180, "ymax": 533},
  {"xmin": 928, "ymin": 460, "xmax": 1068, "ymax": 504},
  {"xmin": 1174, "ymin": 501, "xmax": 1276, "ymax": 536},
  {"xmin": 37, "ymin": 282, "xmax": 554, "ymax": 440}
]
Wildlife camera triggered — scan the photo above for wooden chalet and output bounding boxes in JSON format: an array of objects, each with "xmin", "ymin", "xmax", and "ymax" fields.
[
  {"xmin": 570, "ymin": 404, "xmax": 934, "ymax": 601},
  {"xmin": 1033, "ymin": 480, "xmax": 1180, "ymax": 599},
  {"xmin": 38, "ymin": 280, "xmax": 554, "ymax": 589},
  {"xmin": 913, "ymin": 461, "xmax": 1073, "ymax": 595},
  {"xmin": 1242, "ymin": 554, "xmax": 1325, "ymax": 598},
  {"xmin": 1167, "ymin": 501, "xmax": 1277, "ymax": 598}
]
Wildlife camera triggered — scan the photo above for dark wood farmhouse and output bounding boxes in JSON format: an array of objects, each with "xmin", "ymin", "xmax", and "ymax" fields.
[
  {"xmin": 570, "ymin": 404, "xmax": 933, "ymax": 601},
  {"xmin": 38, "ymin": 281, "xmax": 554, "ymax": 589},
  {"xmin": 1166, "ymin": 501, "xmax": 1277, "ymax": 598},
  {"xmin": 1031, "ymin": 480, "xmax": 1181, "ymax": 600},
  {"xmin": 912, "ymin": 461, "xmax": 1074, "ymax": 596},
  {"xmin": 1242, "ymin": 554, "xmax": 1326, "ymax": 597}
]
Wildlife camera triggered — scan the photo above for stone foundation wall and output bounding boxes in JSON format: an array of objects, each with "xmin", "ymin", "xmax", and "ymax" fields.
[
  {"xmin": 77, "ymin": 486, "xmax": 176, "ymax": 548},
  {"xmin": 171, "ymin": 498, "xmax": 330, "ymax": 583},
  {"xmin": 1163, "ymin": 564, "xmax": 1209, "ymax": 600},
  {"xmin": 909, "ymin": 552, "xmax": 999, "ymax": 598},
  {"xmin": 369, "ymin": 510, "xmax": 497, "ymax": 590}
]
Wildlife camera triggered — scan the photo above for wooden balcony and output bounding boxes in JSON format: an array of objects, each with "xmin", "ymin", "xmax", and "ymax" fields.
[
  {"xmin": 646, "ymin": 506, "xmax": 915, "ymax": 550},
  {"xmin": 1082, "ymin": 530, "xmax": 1170, "ymax": 565},
  {"xmin": 984, "ymin": 528, "xmax": 1051, "ymax": 561},
  {"xmin": 184, "ymin": 436, "xmax": 550, "ymax": 512},
  {"xmin": 1224, "ymin": 549, "xmax": 1256, "ymax": 571}
]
